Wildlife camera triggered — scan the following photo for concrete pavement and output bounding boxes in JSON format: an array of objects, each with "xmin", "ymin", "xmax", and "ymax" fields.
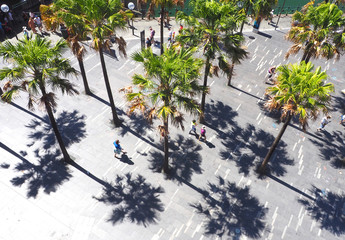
[{"xmin": 1, "ymin": 14, "xmax": 345, "ymax": 240}]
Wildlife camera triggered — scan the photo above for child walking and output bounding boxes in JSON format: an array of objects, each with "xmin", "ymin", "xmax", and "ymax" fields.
[
  {"xmin": 189, "ymin": 120, "xmax": 197, "ymax": 135},
  {"xmin": 199, "ymin": 126, "xmax": 207, "ymax": 142}
]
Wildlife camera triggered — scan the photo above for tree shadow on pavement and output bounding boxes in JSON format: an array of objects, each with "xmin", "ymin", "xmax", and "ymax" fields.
[
  {"xmin": 118, "ymin": 113, "xmax": 154, "ymax": 139},
  {"xmin": 219, "ymin": 124, "xmax": 294, "ymax": 177},
  {"xmin": 93, "ymin": 173, "xmax": 164, "ymax": 227},
  {"xmin": 190, "ymin": 176, "xmax": 268, "ymax": 239},
  {"xmin": 147, "ymin": 134, "xmax": 203, "ymax": 184},
  {"xmin": 26, "ymin": 110, "xmax": 87, "ymax": 149},
  {"xmin": 298, "ymin": 186, "xmax": 345, "ymax": 236},
  {"xmin": 309, "ymin": 130, "xmax": 345, "ymax": 169},
  {"xmin": 204, "ymin": 100, "xmax": 238, "ymax": 135},
  {"xmin": 10, "ymin": 149, "xmax": 72, "ymax": 198}
]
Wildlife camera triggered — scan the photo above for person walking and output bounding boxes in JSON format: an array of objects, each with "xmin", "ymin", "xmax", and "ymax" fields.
[
  {"xmin": 189, "ymin": 120, "xmax": 197, "ymax": 135},
  {"xmin": 199, "ymin": 126, "xmax": 207, "ymax": 142},
  {"xmin": 28, "ymin": 17, "xmax": 37, "ymax": 34},
  {"xmin": 113, "ymin": 140, "xmax": 125, "ymax": 158},
  {"xmin": 34, "ymin": 15, "xmax": 43, "ymax": 34},
  {"xmin": 149, "ymin": 26, "xmax": 155, "ymax": 44},
  {"xmin": 146, "ymin": 37, "xmax": 152, "ymax": 48},
  {"xmin": 317, "ymin": 115, "xmax": 331, "ymax": 131}
]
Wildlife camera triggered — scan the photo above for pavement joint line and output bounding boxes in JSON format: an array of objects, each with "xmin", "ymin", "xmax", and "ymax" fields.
[
  {"xmin": 130, "ymin": 166, "xmax": 138, "ymax": 173},
  {"xmin": 236, "ymin": 103, "xmax": 241, "ymax": 111},
  {"xmin": 214, "ymin": 164, "xmax": 221, "ymax": 175},
  {"xmin": 118, "ymin": 59, "xmax": 130, "ymax": 71},
  {"xmin": 281, "ymin": 226, "xmax": 288, "ymax": 239},
  {"xmin": 86, "ymin": 62, "xmax": 101, "ymax": 73}
]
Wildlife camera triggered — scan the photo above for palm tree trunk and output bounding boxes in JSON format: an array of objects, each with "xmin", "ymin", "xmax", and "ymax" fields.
[
  {"xmin": 40, "ymin": 85, "xmax": 71, "ymax": 162},
  {"xmin": 78, "ymin": 58, "xmax": 91, "ymax": 95},
  {"xmin": 163, "ymin": 118, "xmax": 169, "ymax": 173},
  {"xmin": 227, "ymin": 62, "xmax": 235, "ymax": 86},
  {"xmin": 199, "ymin": 57, "xmax": 210, "ymax": 124},
  {"xmin": 99, "ymin": 47, "xmax": 122, "ymax": 127},
  {"xmin": 160, "ymin": 5, "xmax": 165, "ymax": 55},
  {"xmin": 258, "ymin": 113, "xmax": 292, "ymax": 174}
]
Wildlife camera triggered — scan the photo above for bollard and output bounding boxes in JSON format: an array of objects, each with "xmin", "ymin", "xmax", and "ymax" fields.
[{"xmin": 140, "ymin": 30, "xmax": 145, "ymax": 50}]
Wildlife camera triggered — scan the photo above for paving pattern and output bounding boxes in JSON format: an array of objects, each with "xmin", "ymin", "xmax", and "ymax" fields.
[{"xmin": 1, "ymin": 16, "xmax": 345, "ymax": 240}]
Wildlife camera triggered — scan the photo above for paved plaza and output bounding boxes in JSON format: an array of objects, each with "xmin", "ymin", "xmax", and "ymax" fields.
[{"xmin": 1, "ymin": 15, "xmax": 345, "ymax": 240}]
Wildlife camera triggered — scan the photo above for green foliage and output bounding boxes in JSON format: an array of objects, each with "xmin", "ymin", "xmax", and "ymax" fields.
[
  {"xmin": 124, "ymin": 46, "xmax": 205, "ymax": 133},
  {"xmin": 0, "ymin": 36, "xmax": 78, "ymax": 110},
  {"xmin": 286, "ymin": 2, "xmax": 345, "ymax": 62},
  {"xmin": 265, "ymin": 61, "xmax": 334, "ymax": 130},
  {"xmin": 176, "ymin": 0, "xmax": 247, "ymax": 80}
]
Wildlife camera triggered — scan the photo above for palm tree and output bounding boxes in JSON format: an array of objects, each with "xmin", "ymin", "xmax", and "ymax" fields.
[
  {"xmin": 40, "ymin": 3, "xmax": 91, "ymax": 95},
  {"xmin": 144, "ymin": 0, "xmax": 184, "ymax": 54},
  {"xmin": 285, "ymin": 2, "xmax": 345, "ymax": 63},
  {"xmin": 0, "ymin": 36, "xmax": 78, "ymax": 162},
  {"xmin": 121, "ymin": 46, "xmax": 205, "ymax": 174},
  {"xmin": 176, "ymin": 0, "xmax": 246, "ymax": 123},
  {"xmin": 258, "ymin": 61, "xmax": 334, "ymax": 174},
  {"xmin": 51, "ymin": 0, "xmax": 131, "ymax": 127}
]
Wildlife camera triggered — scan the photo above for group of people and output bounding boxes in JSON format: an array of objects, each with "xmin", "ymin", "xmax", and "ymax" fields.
[
  {"xmin": 24, "ymin": 12, "xmax": 44, "ymax": 37},
  {"xmin": 146, "ymin": 24, "xmax": 183, "ymax": 49},
  {"xmin": 189, "ymin": 120, "xmax": 207, "ymax": 142}
]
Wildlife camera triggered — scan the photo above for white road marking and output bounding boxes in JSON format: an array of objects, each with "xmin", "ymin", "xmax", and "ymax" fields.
[{"xmin": 86, "ymin": 62, "xmax": 101, "ymax": 73}]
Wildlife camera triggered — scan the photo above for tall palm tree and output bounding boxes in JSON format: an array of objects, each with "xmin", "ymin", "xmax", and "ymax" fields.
[
  {"xmin": 285, "ymin": 2, "xmax": 345, "ymax": 63},
  {"xmin": 258, "ymin": 61, "xmax": 334, "ymax": 173},
  {"xmin": 176, "ymin": 0, "xmax": 246, "ymax": 123},
  {"xmin": 121, "ymin": 46, "xmax": 205, "ymax": 174},
  {"xmin": 0, "ymin": 36, "xmax": 78, "ymax": 162},
  {"xmin": 51, "ymin": 0, "xmax": 131, "ymax": 127},
  {"xmin": 144, "ymin": 0, "xmax": 185, "ymax": 54},
  {"xmin": 40, "ymin": 3, "xmax": 91, "ymax": 95}
]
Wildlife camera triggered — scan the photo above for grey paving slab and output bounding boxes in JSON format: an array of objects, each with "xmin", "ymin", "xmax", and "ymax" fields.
[{"xmin": 1, "ymin": 15, "xmax": 345, "ymax": 240}]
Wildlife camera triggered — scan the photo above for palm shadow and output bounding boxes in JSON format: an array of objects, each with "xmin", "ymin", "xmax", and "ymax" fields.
[
  {"xmin": 118, "ymin": 113, "xmax": 155, "ymax": 139},
  {"xmin": 203, "ymin": 100, "xmax": 238, "ymax": 134},
  {"xmin": 10, "ymin": 149, "xmax": 72, "ymax": 198},
  {"xmin": 190, "ymin": 176, "xmax": 268, "ymax": 239},
  {"xmin": 219, "ymin": 124, "xmax": 294, "ymax": 177},
  {"xmin": 309, "ymin": 130, "xmax": 345, "ymax": 169},
  {"xmin": 26, "ymin": 110, "xmax": 87, "ymax": 149},
  {"xmin": 93, "ymin": 173, "xmax": 164, "ymax": 227},
  {"xmin": 298, "ymin": 186, "xmax": 345, "ymax": 236},
  {"xmin": 147, "ymin": 134, "xmax": 203, "ymax": 184}
]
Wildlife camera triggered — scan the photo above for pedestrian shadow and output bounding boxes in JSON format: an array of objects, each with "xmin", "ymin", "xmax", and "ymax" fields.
[
  {"xmin": 309, "ymin": 130, "xmax": 345, "ymax": 169},
  {"xmin": 219, "ymin": 124, "xmax": 294, "ymax": 177},
  {"xmin": 190, "ymin": 176, "xmax": 268, "ymax": 239},
  {"xmin": 9, "ymin": 149, "xmax": 72, "ymax": 198},
  {"xmin": 25, "ymin": 110, "xmax": 87, "ymax": 149},
  {"xmin": 93, "ymin": 173, "xmax": 164, "ymax": 227},
  {"xmin": 298, "ymin": 186, "xmax": 345, "ymax": 236},
  {"xmin": 204, "ymin": 100, "xmax": 238, "ymax": 133},
  {"xmin": 147, "ymin": 134, "xmax": 203, "ymax": 184},
  {"xmin": 119, "ymin": 153, "xmax": 134, "ymax": 165}
]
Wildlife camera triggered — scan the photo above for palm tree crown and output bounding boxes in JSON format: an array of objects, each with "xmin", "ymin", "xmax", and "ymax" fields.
[
  {"xmin": 286, "ymin": 2, "xmax": 345, "ymax": 63},
  {"xmin": 122, "ymin": 46, "xmax": 205, "ymax": 173}
]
